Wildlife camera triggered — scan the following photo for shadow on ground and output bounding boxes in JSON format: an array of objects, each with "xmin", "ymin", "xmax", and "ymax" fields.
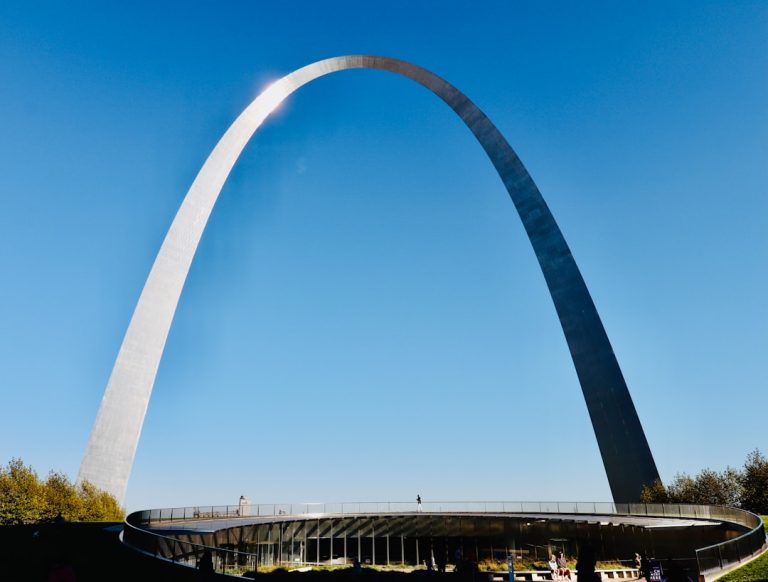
[{"xmin": 0, "ymin": 523, "xmax": 483, "ymax": 581}]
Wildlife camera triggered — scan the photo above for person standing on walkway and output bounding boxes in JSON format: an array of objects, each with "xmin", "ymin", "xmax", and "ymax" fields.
[{"xmin": 417, "ymin": 494, "xmax": 422, "ymax": 512}]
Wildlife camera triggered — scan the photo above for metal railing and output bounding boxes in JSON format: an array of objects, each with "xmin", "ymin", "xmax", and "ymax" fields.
[
  {"xmin": 123, "ymin": 501, "xmax": 767, "ymax": 579},
  {"xmin": 130, "ymin": 500, "xmax": 733, "ymax": 524},
  {"xmin": 121, "ymin": 526, "xmax": 254, "ymax": 577},
  {"xmin": 694, "ymin": 510, "xmax": 766, "ymax": 576}
]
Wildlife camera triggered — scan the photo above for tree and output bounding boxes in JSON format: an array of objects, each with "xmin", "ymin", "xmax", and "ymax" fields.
[
  {"xmin": 77, "ymin": 480, "xmax": 123, "ymax": 521},
  {"xmin": 741, "ymin": 449, "xmax": 768, "ymax": 514},
  {"xmin": 639, "ymin": 450, "xmax": 763, "ymax": 510},
  {"xmin": 0, "ymin": 458, "xmax": 43, "ymax": 524},
  {"xmin": 689, "ymin": 468, "xmax": 742, "ymax": 506},
  {"xmin": 0, "ymin": 458, "xmax": 124, "ymax": 524},
  {"xmin": 41, "ymin": 470, "xmax": 84, "ymax": 522},
  {"xmin": 639, "ymin": 479, "xmax": 669, "ymax": 503},
  {"xmin": 715, "ymin": 467, "xmax": 742, "ymax": 508},
  {"xmin": 640, "ymin": 468, "xmax": 742, "ymax": 506},
  {"xmin": 666, "ymin": 473, "xmax": 698, "ymax": 503}
]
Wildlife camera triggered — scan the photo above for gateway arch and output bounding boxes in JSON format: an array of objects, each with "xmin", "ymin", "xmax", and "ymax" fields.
[{"xmin": 78, "ymin": 55, "xmax": 660, "ymax": 504}]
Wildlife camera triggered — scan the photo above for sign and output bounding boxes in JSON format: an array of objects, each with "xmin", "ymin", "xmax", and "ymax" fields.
[{"xmin": 649, "ymin": 560, "xmax": 663, "ymax": 582}]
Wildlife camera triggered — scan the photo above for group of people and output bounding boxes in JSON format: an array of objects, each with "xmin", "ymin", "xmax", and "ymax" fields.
[{"xmin": 548, "ymin": 552, "xmax": 571, "ymax": 580}]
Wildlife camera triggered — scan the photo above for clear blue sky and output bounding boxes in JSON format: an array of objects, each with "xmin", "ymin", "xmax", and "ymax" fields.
[{"xmin": 0, "ymin": 1, "xmax": 765, "ymax": 511}]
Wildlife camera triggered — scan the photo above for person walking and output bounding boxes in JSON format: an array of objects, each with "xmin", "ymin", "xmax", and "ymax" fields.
[{"xmin": 417, "ymin": 494, "xmax": 422, "ymax": 512}]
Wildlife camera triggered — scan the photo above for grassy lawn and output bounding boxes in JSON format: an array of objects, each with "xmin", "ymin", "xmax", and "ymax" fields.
[{"xmin": 717, "ymin": 517, "xmax": 768, "ymax": 582}]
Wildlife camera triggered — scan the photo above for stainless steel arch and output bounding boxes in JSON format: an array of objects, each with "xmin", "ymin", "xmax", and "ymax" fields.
[{"xmin": 78, "ymin": 55, "xmax": 659, "ymax": 504}]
